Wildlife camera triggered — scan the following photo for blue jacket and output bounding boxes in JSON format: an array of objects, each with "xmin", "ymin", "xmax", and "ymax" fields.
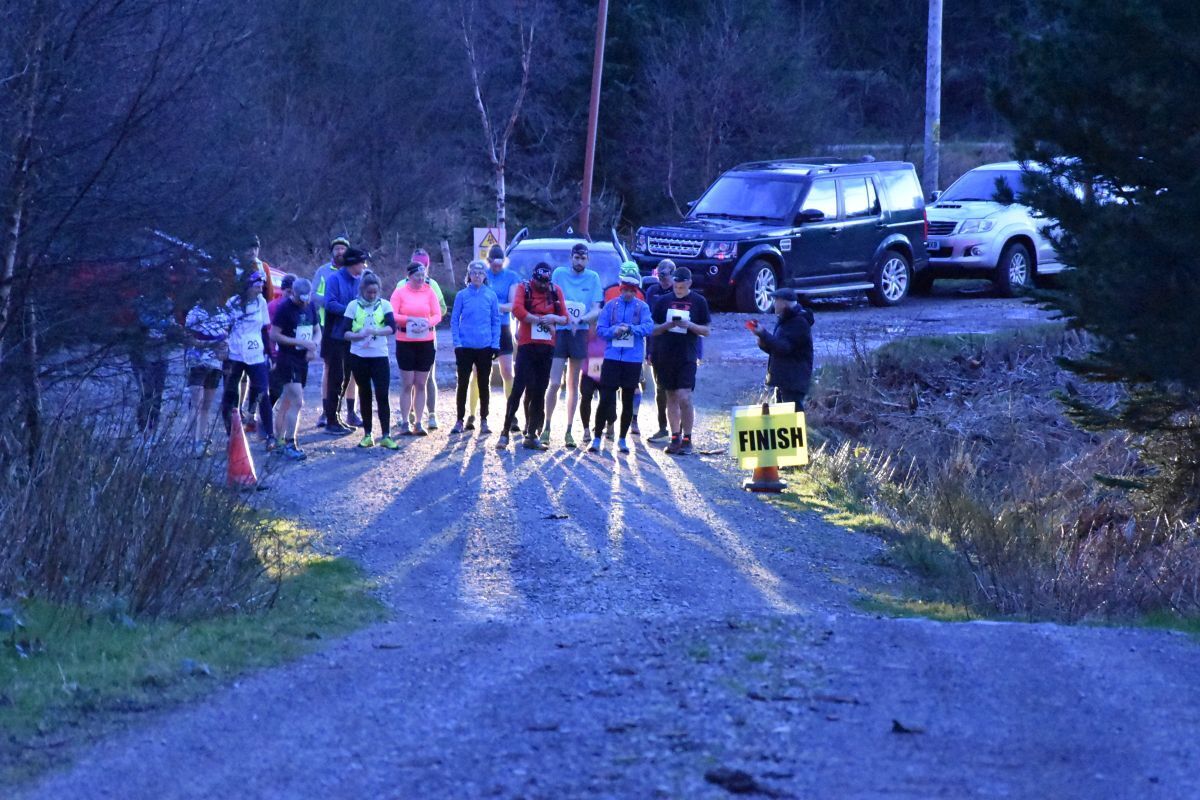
[
  {"xmin": 596, "ymin": 296, "xmax": 654, "ymax": 363},
  {"xmin": 451, "ymin": 284, "xmax": 501, "ymax": 349},
  {"xmin": 324, "ymin": 268, "xmax": 360, "ymax": 338}
]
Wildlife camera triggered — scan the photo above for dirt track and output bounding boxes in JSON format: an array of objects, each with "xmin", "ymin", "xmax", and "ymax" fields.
[{"xmin": 17, "ymin": 288, "xmax": 1200, "ymax": 799}]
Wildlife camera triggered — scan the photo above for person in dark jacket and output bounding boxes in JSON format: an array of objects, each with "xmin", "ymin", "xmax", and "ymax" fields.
[
  {"xmin": 321, "ymin": 247, "xmax": 369, "ymax": 434},
  {"xmin": 751, "ymin": 288, "xmax": 814, "ymax": 408}
]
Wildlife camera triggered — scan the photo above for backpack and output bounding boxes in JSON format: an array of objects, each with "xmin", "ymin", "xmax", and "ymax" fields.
[{"xmin": 523, "ymin": 281, "xmax": 562, "ymax": 317}]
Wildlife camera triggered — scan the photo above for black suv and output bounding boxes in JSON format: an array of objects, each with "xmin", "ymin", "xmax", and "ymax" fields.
[{"xmin": 632, "ymin": 158, "xmax": 930, "ymax": 312}]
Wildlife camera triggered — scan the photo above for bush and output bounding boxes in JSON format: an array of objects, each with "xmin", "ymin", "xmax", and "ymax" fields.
[
  {"xmin": 806, "ymin": 328, "xmax": 1200, "ymax": 621},
  {"xmin": 0, "ymin": 413, "xmax": 279, "ymax": 619}
]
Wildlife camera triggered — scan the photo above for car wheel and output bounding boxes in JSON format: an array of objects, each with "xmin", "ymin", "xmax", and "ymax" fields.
[
  {"xmin": 994, "ymin": 242, "xmax": 1032, "ymax": 297},
  {"xmin": 736, "ymin": 260, "xmax": 777, "ymax": 314},
  {"xmin": 867, "ymin": 250, "xmax": 911, "ymax": 307}
]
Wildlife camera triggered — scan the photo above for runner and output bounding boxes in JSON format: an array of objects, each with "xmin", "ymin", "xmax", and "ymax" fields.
[
  {"xmin": 591, "ymin": 271, "xmax": 655, "ymax": 454},
  {"xmin": 643, "ymin": 258, "xmax": 675, "ymax": 441},
  {"xmin": 497, "ymin": 262, "xmax": 568, "ymax": 451},
  {"xmin": 269, "ymin": 277, "xmax": 320, "ymax": 460},
  {"xmin": 599, "ymin": 262, "xmax": 648, "ymax": 437},
  {"xmin": 450, "ymin": 260, "xmax": 500, "ymax": 435},
  {"xmin": 543, "ymin": 242, "xmax": 603, "ymax": 449},
  {"xmin": 344, "ymin": 273, "xmax": 398, "ymax": 449},
  {"xmin": 313, "ymin": 235, "xmax": 353, "ymax": 428},
  {"xmin": 392, "ymin": 249, "xmax": 447, "ymax": 431},
  {"xmin": 234, "ymin": 235, "xmax": 276, "ymax": 302},
  {"xmin": 321, "ymin": 247, "xmax": 369, "ymax": 435},
  {"xmin": 221, "ymin": 270, "xmax": 275, "ymax": 450},
  {"xmin": 184, "ymin": 281, "xmax": 231, "ymax": 457},
  {"xmin": 650, "ymin": 266, "xmax": 711, "ymax": 456},
  {"xmin": 390, "ymin": 260, "xmax": 442, "ymax": 436},
  {"xmin": 577, "ymin": 324, "xmax": 612, "ymax": 443},
  {"xmin": 484, "ymin": 244, "xmax": 521, "ymax": 431}
]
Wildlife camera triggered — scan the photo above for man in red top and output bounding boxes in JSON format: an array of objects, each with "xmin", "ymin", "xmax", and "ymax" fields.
[
  {"xmin": 497, "ymin": 262, "xmax": 568, "ymax": 451},
  {"xmin": 237, "ymin": 235, "xmax": 276, "ymax": 302}
]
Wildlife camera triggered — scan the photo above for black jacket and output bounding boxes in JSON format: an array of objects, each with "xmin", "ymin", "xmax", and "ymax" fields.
[{"xmin": 756, "ymin": 305, "xmax": 814, "ymax": 394}]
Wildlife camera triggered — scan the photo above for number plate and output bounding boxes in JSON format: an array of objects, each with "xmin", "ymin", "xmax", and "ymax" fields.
[{"xmin": 925, "ymin": 240, "xmax": 940, "ymax": 250}]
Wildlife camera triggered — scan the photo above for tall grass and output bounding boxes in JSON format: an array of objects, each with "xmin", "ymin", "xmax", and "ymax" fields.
[
  {"xmin": 807, "ymin": 328, "xmax": 1200, "ymax": 621},
  {"xmin": 0, "ymin": 411, "xmax": 280, "ymax": 619}
]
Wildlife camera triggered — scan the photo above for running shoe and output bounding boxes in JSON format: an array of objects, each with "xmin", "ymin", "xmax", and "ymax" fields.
[
  {"xmin": 450, "ymin": 420, "xmax": 464, "ymax": 435},
  {"xmin": 680, "ymin": 437, "xmax": 694, "ymax": 456},
  {"xmin": 496, "ymin": 434, "xmax": 509, "ymax": 450},
  {"xmin": 264, "ymin": 435, "xmax": 279, "ymax": 453},
  {"xmin": 630, "ymin": 420, "xmax": 641, "ymax": 436},
  {"xmin": 538, "ymin": 430, "xmax": 551, "ymax": 448},
  {"xmin": 587, "ymin": 437, "xmax": 601, "ymax": 454},
  {"xmin": 464, "ymin": 416, "xmax": 476, "ymax": 431},
  {"xmin": 524, "ymin": 435, "xmax": 547, "ymax": 451},
  {"xmin": 618, "ymin": 438, "xmax": 630, "ymax": 454},
  {"xmin": 647, "ymin": 428, "xmax": 670, "ymax": 441},
  {"xmin": 665, "ymin": 436, "xmax": 683, "ymax": 455},
  {"xmin": 564, "ymin": 430, "xmax": 577, "ymax": 449},
  {"xmin": 426, "ymin": 414, "xmax": 439, "ymax": 430},
  {"xmin": 346, "ymin": 410, "xmax": 363, "ymax": 428},
  {"xmin": 479, "ymin": 421, "xmax": 491, "ymax": 435},
  {"xmin": 324, "ymin": 421, "xmax": 354, "ymax": 436},
  {"xmin": 380, "ymin": 436, "xmax": 399, "ymax": 450},
  {"xmin": 397, "ymin": 422, "xmax": 413, "ymax": 436},
  {"xmin": 283, "ymin": 444, "xmax": 307, "ymax": 461},
  {"xmin": 358, "ymin": 434, "xmax": 375, "ymax": 448}
]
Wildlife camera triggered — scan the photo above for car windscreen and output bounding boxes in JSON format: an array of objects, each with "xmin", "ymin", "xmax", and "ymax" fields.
[
  {"xmin": 941, "ymin": 169, "xmax": 1028, "ymax": 204},
  {"xmin": 690, "ymin": 175, "xmax": 805, "ymax": 220},
  {"xmin": 506, "ymin": 246, "xmax": 623, "ymax": 288}
]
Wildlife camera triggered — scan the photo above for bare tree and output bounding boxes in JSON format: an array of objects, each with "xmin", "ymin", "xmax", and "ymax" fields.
[{"xmin": 460, "ymin": 0, "xmax": 537, "ymax": 234}]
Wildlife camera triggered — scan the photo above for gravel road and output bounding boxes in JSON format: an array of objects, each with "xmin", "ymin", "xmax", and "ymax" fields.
[{"xmin": 17, "ymin": 288, "xmax": 1200, "ymax": 799}]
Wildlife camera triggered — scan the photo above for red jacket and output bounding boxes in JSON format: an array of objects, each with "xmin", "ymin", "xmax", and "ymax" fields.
[{"xmin": 512, "ymin": 281, "xmax": 568, "ymax": 347}]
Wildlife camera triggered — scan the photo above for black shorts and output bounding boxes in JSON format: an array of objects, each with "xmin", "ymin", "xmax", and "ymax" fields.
[
  {"xmin": 395, "ymin": 340, "xmax": 436, "ymax": 372},
  {"xmin": 499, "ymin": 324, "xmax": 514, "ymax": 356},
  {"xmin": 275, "ymin": 356, "xmax": 309, "ymax": 387},
  {"xmin": 187, "ymin": 366, "xmax": 223, "ymax": 390},
  {"xmin": 654, "ymin": 358, "xmax": 698, "ymax": 392},
  {"xmin": 552, "ymin": 328, "xmax": 588, "ymax": 360},
  {"xmin": 600, "ymin": 359, "xmax": 642, "ymax": 390}
]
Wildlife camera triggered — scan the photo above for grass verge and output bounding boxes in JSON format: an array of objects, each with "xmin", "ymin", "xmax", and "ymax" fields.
[{"xmin": 0, "ymin": 519, "xmax": 385, "ymax": 782}]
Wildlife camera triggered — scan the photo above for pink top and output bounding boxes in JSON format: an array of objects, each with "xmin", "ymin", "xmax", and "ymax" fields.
[{"xmin": 389, "ymin": 282, "xmax": 443, "ymax": 342}]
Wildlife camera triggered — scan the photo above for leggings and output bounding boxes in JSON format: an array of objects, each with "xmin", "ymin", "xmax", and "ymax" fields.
[
  {"xmin": 323, "ymin": 334, "xmax": 353, "ymax": 423},
  {"xmin": 503, "ymin": 344, "xmax": 553, "ymax": 437},
  {"xmin": 455, "ymin": 347, "xmax": 493, "ymax": 421},
  {"xmin": 596, "ymin": 360, "xmax": 641, "ymax": 439},
  {"xmin": 579, "ymin": 374, "xmax": 599, "ymax": 430},
  {"xmin": 223, "ymin": 360, "xmax": 273, "ymax": 436},
  {"xmin": 349, "ymin": 354, "xmax": 391, "ymax": 436}
]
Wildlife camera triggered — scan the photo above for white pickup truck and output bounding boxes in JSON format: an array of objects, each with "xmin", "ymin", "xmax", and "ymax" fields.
[{"xmin": 922, "ymin": 161, "xmax": 1065, "ymax": 296}]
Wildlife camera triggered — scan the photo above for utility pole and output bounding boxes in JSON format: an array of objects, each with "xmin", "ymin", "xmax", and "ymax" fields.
[
  {"xmin": 579, "ymin": 0, "xmax": 610, "ymax": 237},
  {"xmin": 923, "ymin": 0, "xmax": 943, "ymax": 196}
]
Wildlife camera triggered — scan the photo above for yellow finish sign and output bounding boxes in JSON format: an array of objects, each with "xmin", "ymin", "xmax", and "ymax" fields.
[{"xmin": 730, "ymin": 402, "xmax": 808, "ymax": 469}]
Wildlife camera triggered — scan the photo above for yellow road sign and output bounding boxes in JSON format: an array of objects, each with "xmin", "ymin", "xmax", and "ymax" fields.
[
  {"xmin": 473, "ymin": 227, "xmax": 506, "ymax": 261},
  {"xmin": 730, "ymin": 402, "xmax": 808, "ymax": 469}
]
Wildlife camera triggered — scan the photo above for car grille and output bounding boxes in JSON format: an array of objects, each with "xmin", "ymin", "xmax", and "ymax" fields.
[
  {"xmin": 926, "ymin": 220, "xmax": 957, "ymax": 236},
  {"xmin": 648, "ymin": 234, "xmax": 703, "ymax": 258}
]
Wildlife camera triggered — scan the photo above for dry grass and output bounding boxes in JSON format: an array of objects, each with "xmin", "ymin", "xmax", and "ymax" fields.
[{"xmin": 807, "ymin": 328, "xmax": 1200, "ymax": 621}]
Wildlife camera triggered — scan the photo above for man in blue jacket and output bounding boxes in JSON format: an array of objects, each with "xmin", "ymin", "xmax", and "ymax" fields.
[
  {"xmin": 591, "ymin": 272, "xmax": 655, "ymax": 454},
  {"xmin": 322, "ymin": 247, "xmax": 368, "ymax": 435},
  {"xmin": 450, "ymin": 261, "xmax": 501, "ymax": 435}
]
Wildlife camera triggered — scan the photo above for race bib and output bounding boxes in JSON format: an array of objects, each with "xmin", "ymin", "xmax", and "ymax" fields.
[
  {"xmin": 612, "ymin": 328, "xmax": 634, "ymax": 348},
  {"xmin": 565, "ymin": 301, "xmax": 586, "ymax": 322},
  {"xmin": 407, "ymin": 317, "xmax": 430, "ymax": 337},
  {"xmin": 296, "ymin": 325, "xmax": 314, "ymax": 342},
  {"xmin": 668, "ymin": 307, "xmax": 691, "ymax": 333},
  {"xmin": 587, "ymin": 358, "xmax": 602, "ymax": 379},
  {"xmin": 240, "ymin": 329, "xmax": 264, "ymax": 361},
  {"xmin": 531, "ymin": 321, "xmax": 553, "ymax": 341}
]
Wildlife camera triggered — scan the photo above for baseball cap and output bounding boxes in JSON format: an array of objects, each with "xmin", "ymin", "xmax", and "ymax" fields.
[
  {"xmin": 619, "ymin": 273, "xmax": 640, "ymax": 287},
  {"xmin": 671, "ymin": 266, "xmax": 692, "ymax": 281},
  {"xmin": 342, "ymin": 248, "xmax": 370, "ymax": 266}
]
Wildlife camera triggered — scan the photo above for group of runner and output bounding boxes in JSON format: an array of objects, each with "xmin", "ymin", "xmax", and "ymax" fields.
[{"xmin": 180, "ymin": 235, "xmax": 712, "ymax": 460}]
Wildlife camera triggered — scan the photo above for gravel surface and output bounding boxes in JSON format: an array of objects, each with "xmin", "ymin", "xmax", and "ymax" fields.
[{"xmin": 17, "ymin": 290, "xmax": 1200, "ymax": 799}]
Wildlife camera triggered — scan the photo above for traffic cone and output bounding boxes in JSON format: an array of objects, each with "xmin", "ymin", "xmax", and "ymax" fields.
[
  {"xmin": 743, "ymin": 465, "xmax": 786, "ymax": 493},
  {"xmin": 227, "ymin": 408, "xmax": 258, "ymax": 489}
]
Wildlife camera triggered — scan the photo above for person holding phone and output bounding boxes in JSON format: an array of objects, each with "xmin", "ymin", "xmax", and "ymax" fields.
[
  {"xmin": 389, "ymin": 261, "xmax": 443, "ymax": 436},
  {"xmin": 650, "ymin": 266, "xmax": 711, "ymax": 456},
  {"xmin": 345, "ymin": 273, "xmax": 398, "ymax": 448}
]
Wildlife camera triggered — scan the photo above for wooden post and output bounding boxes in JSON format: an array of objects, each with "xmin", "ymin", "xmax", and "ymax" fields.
[
  {"xmin": 579, "ymin": 0, "xmax": 610, "ymax": 237},
  {"xmin": 923, "ymin": 0, "xmax": 943, "ymax": 195},
  {"xmin": 440, "ymin": 239, "xmax": 456, "ymax": 288}
]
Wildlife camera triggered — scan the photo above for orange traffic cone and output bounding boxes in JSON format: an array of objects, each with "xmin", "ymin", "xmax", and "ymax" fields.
[
  {"xmin": 227, "ymin": 408, "xmax": 258, "ymax": 489},
  {"xmin": 743, "ymin": 465, "xmax": 786, "ymax": 493}
]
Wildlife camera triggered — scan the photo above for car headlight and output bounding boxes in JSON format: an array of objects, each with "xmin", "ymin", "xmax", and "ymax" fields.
[
  {"xmin": 958, "ymin": 219, "xmax": 996, "ymax": 234},
  {"xmin": 704, "ymin": 240, "xmax": 737, "ymax": 260},
  {"xmin": 635, "ymin": 232, "xmax": 648, "ymax": 252}
]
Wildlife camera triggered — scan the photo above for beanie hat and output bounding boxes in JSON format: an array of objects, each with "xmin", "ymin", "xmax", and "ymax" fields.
[{"xmin": 329, "ymin": 236, "xmax": 350, "ymax": 251}]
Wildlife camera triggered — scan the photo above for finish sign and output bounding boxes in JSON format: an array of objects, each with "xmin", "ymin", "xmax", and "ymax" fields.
[{"xmin": 730, "ymin": 402, "xmax": 808, "ymax": 469}]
